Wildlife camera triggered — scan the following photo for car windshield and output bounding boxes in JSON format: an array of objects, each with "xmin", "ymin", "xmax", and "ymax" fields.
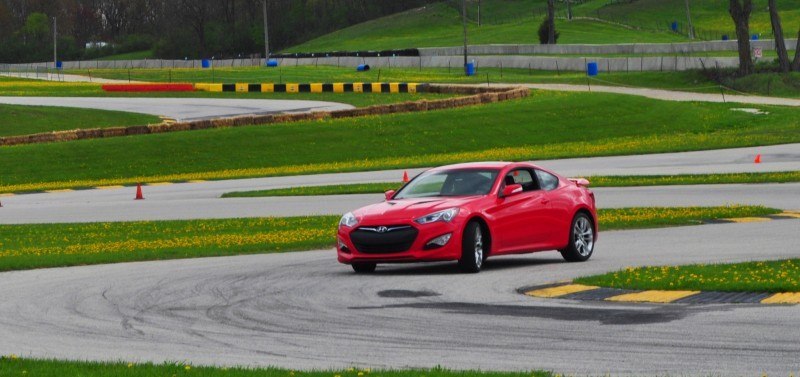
[{"xmin": 393, "ymin": 169, "xmax": 499, "ymax": 199}]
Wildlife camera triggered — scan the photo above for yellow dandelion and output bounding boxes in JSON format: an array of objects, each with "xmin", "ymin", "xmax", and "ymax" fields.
[{"xmin": 185, "ymin": 365, "xmax": 191, "ymax": 371}]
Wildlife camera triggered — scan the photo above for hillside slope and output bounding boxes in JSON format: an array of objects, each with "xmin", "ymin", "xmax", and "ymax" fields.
[{"xmin": 285, "ymin": 0, "xmax": 800, "ymax": 52}]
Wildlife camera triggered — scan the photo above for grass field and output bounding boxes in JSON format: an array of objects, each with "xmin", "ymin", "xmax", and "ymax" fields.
[
  {"xmin": 283, "ymin": 0, "xmax": 800, "ymax": 53},
  {"xmin": 222, "ymin": 172, "xmax": 800, "ymax": 198},
  {"xmin": 0, "ymin": 358, "xmax": 551, "ymax": 377},
  {"xmin": 0, "ymin": 104, "xmax": 161, "ymax": 137},
  {"xmin": 67, "ymin": 66, "xmax": 800, "ymax": 99},
  {"xmin": 1, "ymin": 90, "xmax": 798, "ymax": 193},
  {"xmin": 575, "ymin": 259, "xmax": 800, "ymax": 293},
  {"xmin": 0, "ymin": 206, "xmax": 777, "ymax": 272},
  {"xmin": 285, "ymin": 2, "xmax": 686, "ymax": 52},
  {"xmin": 0, "ymin": 77, "xmax": 453, "ymax": 108},
  {"xmin": 578, "ymin": 0, "xmax": 800, "ymax": 37}
]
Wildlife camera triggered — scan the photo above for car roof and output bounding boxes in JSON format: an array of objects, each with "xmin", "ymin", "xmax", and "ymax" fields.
[{"xmin": 429, "ymin": 161, "xmax": 539, "ymax": 171}]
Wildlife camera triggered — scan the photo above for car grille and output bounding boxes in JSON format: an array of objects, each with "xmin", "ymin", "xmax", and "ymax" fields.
[{"xmin": 350, "ymin": 225, "xmax": 418, "ymax": 254}]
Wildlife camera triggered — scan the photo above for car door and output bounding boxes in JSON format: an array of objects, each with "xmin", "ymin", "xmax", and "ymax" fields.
[
  {"xmin": 535, "ymin": 169, "xmax": 570, "ymax": 248},
  {"xmin": 487, "ymin": 168, "xmax": 551, "ymax": 253}
]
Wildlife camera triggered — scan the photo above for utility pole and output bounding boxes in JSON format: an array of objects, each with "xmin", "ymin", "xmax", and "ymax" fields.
[
  {"xmin": 53, "ymin": 16, "xmax": 58, "ymax": 69},
  {"xmin": 684, "ymin": 0, "xmax": 694, "ymax": 39},
  {"xmin": 263, "ymin": 0, "xmax": 270, "ymax": 60},
  {"xmin": 462, "ymin": 0, "xmax": 468, "ymax": 67}
]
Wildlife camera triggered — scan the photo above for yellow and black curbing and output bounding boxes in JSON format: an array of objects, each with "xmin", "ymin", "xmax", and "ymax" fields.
[
  {"xmin": 194, "ymin": 82, "xmax": 427, "ymax": 94},
  {"xmin": 521, "ymin": 283, "xmax": 800, "ymax": 305}
]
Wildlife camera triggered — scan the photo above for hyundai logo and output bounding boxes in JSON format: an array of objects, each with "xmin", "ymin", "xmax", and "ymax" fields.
[{"xmin": 376, "ymin": 226, "xmax": 389, "ymax": 233}]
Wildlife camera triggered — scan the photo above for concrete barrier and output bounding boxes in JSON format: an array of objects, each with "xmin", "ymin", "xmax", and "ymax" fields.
[
  {"xmin": 3, "ymin": 39, "xmax": 794, "ymax": 73},
  {"xmin": 418, "ymin": 39, "xmax": 798, "ymax": 56}
]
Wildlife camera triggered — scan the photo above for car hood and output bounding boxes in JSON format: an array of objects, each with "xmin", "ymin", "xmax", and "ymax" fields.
[{"xmin": 353, "ymin": 196, "xmax": 481, "ymax": 223}]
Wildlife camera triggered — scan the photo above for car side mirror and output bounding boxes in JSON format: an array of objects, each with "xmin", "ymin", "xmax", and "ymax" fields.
[
  {"xmin": 501, "ymin": 184, "xmax": 522, "ymax": 198},
  {"xmin": 384, "ymin": 190, "xmax": 396, "ymax": 201}
]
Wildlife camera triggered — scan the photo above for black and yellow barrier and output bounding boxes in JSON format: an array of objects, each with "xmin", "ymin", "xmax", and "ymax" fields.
[{"xmin": 195, "ymin": 83, "xmax": 427, "ymax": 94}]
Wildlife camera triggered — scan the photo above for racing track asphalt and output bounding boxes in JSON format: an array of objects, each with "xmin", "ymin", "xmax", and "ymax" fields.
[
  {"xmin": 0, "ymin": 96, "xmax": 354, "ymax": 121},
  {"xmin": 0, "ymin": 219, "xmax": 797, "ymax": 375},
  {"xmin": 1, "ymin": 143, "xmax": 798, "ymax": 224}
]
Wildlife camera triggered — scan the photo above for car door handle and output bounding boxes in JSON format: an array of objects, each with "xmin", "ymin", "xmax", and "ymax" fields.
[{"xmin": 540, "ymin": 198, "xmax": 550, "ymax": 204}]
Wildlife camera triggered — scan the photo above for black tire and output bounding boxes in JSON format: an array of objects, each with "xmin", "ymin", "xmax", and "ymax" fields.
[
  {"xmin": 351, "ymin": 262, "xmax": 377, "ymax": 273},
  {"xmin": 458, "ymin": 221, "xmax": 485, "ymax": 273},
  {"xmin": 560, "ymin": 212, "xmax": 595, "ymax": 262}
]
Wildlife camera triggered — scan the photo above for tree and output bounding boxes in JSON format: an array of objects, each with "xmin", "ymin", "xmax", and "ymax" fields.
[
  {"xmin": 767, "ymin": 0, "xmax": 790, "ymax": 72},
  {"xmin": 21, "ymin": 12, "xmax": 50, "ymax": 42},
  {"xmin": 546, "ymin": 0, "xmax": 556, "ymax": 44},
  {"xmin": 728, "ymin": 0, "xmax": 754, "ymax": 75}
]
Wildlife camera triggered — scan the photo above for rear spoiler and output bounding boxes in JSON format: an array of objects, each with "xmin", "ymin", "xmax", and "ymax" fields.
[{"xmin": 568, "ymin": 178, "xmax": 591, "ymax": 187}]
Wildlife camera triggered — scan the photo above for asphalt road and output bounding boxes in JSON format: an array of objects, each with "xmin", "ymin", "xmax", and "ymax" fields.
[
  {"xmin": 0, "ymin": 97, "xmax": 354, "ymax": 121},
  {"xmin": 0, "ymin": 219, "xmax": 797, "ymax": 374},
  {"xmin": 1, "ymin": 144, "xmax": 798, "ymax": 224}
]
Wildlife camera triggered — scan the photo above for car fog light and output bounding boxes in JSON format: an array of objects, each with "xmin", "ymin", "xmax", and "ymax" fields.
[
  {"xmin": 338, "ymin": 239, "xmax": 350, "ymax": 253},
  {"xmin": 425, "ymin": 233, "xmax": 452, "ymax": 249}
]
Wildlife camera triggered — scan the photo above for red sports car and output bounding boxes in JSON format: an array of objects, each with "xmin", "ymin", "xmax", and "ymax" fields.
[{"xmin": 337, "ymin": 162, "xmax": 597, "ymax": 273}]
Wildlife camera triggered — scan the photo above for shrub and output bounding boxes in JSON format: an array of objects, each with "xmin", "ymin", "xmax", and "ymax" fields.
[{"xmin": 537, "ymin": 18, "xmax": 559, "ymax": 45}]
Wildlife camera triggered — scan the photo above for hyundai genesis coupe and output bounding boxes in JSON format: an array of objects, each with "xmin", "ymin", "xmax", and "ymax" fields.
[{"xmin": 337, "ymin": 162, "xmax": 597, "ymax": 273}]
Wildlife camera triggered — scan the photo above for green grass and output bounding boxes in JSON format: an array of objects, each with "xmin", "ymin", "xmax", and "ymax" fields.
[
  {"xmin": 0, "ymin": 206, "xmax": 777, "ymax": 272},
  {"xmin": 589, "ymin": 171, "xmax": 800, "ymax": 187},
  {"xmin": 0, "ymin": 104, "xmax": 161, "ymax": 137},
  {"xmin": 1, "ymin": 90, "xmax": 799, "ymax": 193},
  {"xmin": 581, "ymin": 0, "xmax": 800, "ymax": 37},
  {"xmin": 0, "ymin": 216, "xmax": 339, "ymax": 272},
  {"xmin": 0, "ymin": 358, "xmax": 552, "ymax": 377},
  {"xmin": 575, "ymin": 259, "xmax": 800, "ymax": 293},
  {"xmin": 94, "ymin": 49, "xmax": 155, "ymax": 61},
  {"xmin": 66, "ymin": 66, "xmax": 800, "ymax": 99},
  {"xmin": 283, "ymin": 0, "xmax": 800, "ymax": 52},
  {"xmin": 223, "ymin": 182, "xmax": 404, "ymax": 198},
  {"xmin": 0, "ymin": 77, "xmax": 452, "ymax": 108},
  {"xmin": 221, "ymin": 172, "xmax": 800, "ymax": 198},
  {"xmin": 285, "ymin": 2, "xmax": 686, "ymax": 52}
]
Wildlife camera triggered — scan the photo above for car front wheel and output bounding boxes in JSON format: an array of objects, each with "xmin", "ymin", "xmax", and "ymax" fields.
[
  {"xmin": 458, "ymin": 221, "xmax": 485, "ymax": 273},
  {"xmin": 560, "ymin": 212, "xmax": 595, "ymax": 262}
]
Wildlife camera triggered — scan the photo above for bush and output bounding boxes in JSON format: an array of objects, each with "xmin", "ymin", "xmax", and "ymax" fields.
[{"xmin": 537, "ymin": 18, "xmax": 559, "ymax": 45}]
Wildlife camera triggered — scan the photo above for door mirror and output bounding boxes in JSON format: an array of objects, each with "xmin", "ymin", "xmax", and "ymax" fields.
[
  {"xmin": 501, "ymin": 184, "xmax": 523, "ymax": 198},
  {"xmin": 384, "ymin": 190, "xmax": 396, "ymax": 201}
]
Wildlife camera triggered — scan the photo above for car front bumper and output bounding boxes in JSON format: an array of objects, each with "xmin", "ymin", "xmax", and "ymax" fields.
[{"xmin": 337, "ymin": 221, "xmax": 463, "ymax": 264}]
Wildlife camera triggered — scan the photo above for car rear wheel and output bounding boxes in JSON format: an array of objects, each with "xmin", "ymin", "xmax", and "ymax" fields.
[
  {"xmin": 560, "ymin": 213, "xmax": 595, "ymax": 262},
  {"xmin": 351, "ymin": 262, "xmax": 377, "ymax": 273},
  {"xmin": 458, "ymin": 221, "xmax": 485, "ymax": 273}
]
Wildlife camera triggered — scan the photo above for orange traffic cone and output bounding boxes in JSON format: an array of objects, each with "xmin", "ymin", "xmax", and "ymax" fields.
[
  {"xmin": 134, "ymin": 183, "xmax": 144, "ymax": 200},
  {"xmin": 754, "ymin": 154, "xmax": 761, "ymax": 164},
  {"xmin": 402, "ymin": 171, "xmax": 410, "ymax": 183}
]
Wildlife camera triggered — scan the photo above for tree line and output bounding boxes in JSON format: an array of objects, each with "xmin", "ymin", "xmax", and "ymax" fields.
[{"xmin": 0, "ymin": 0, "xmax": 436, "ymax": 63}]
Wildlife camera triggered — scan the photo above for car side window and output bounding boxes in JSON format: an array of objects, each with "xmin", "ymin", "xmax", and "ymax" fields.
[
  {"xmin": 504, "ymin": 169, "xmax": 540, "ymax": 192},
  {"xmin": 536, "ymin": 170, "xmax": 560, "ymax": 191}
]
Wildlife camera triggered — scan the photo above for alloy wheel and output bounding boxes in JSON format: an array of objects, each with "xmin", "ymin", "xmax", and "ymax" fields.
[
  {"xmin": 474, "ymin": 227, "xmax": 484, "ymax": 268},
  {"xmin": 573, "ymin": 217, "xmax": 594, "ymax": 257}
]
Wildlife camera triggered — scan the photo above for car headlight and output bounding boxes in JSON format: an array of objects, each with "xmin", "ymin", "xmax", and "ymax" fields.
[
  {"xmin": 339, "ymin": 212, "xmax": 358, "ymax": 228},
  {"xmin": 415, "ymin": 208, "xmax": 459, "ymax": 225}
]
